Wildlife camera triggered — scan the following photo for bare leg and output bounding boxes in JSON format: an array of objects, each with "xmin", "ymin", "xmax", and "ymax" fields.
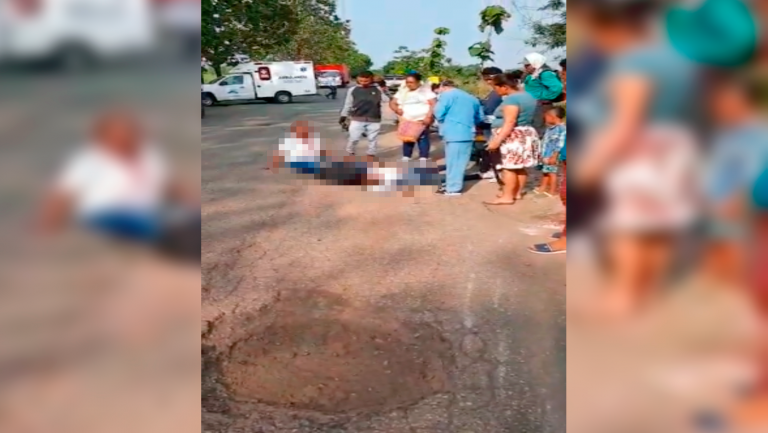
[
  {"xmin": 486, "ymin": 170, "xmax": 516, "ymax": 204},
  {"xmin": 601, "ymin": 233, "xmax": 673, "ymax": 320},
  {"xmin": 536, "ymin": 173, "xmax": 550, "ymax": 194},
  {"xmin": 546, "ymin": 173, "xmax": 558, "ymax": 195},
  {"xmin": 514, "ymin": 168, "xmax": 528, "ymax": 199}
]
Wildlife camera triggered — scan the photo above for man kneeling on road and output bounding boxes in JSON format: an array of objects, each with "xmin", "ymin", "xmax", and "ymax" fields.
[{"xmin": 338, "ymin": 71, "xmax": 390, "ymax": 162}]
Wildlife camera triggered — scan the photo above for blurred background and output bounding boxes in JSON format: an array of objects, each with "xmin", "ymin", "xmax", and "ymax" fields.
[
  {"xmin": 0, "ymin": 0, "xmax": 200, "ymax": 432},
  {"xmin": 566, "ymin": 0, "xmax": 768, "ymax": 432}
]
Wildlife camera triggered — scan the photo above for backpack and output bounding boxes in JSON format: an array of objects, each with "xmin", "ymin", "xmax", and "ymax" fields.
[{"xmin": 529, "ymin": 67, "xmax": 565, "ymax": 103}]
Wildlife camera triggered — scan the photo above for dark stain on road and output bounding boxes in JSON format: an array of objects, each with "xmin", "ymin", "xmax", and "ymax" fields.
[{"xmin": 205, "ymin": 289, "xmax": 455, "ymax": 416}]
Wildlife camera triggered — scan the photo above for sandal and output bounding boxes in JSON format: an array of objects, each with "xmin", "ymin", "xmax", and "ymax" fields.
[{"xmin": 528, "ymin": 243, "xmax": 566, "ymax": 254}]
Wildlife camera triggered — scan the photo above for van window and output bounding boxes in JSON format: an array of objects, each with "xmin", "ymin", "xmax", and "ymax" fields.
[
  {"xmin": 220, "ymin": 75, "xmax": 244, "ymax": 86},
  {"xmin": 257, "ymin": 67, "xmax": 271, "ymax": 81}
]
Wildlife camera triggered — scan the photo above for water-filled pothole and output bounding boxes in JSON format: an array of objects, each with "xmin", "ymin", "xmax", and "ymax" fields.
[{"xmin": 219, "ymin": 291, "xmax": 453, "ymax": 413}]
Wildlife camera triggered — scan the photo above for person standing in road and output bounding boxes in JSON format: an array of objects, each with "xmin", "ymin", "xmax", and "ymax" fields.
[
  {"xmin": 522, "ymin": 53, "xmax": 565, "ymax": 137},
  {"xmin": 482, "ymin": 73, "xmax": 539, "ymax": 206},
  {"xmin": 390, "ymin": 72, "xmax": 437, "ymax": 161},
  {"xmin": 326, "ymin": 84, "xmax": 338, "ymax": 100},
  {"xmin": 339, "ymin": 71, "xmax": 390, "ymax": 162},
  {"xmin": 477, "ymin": 66, "xmax": 511, "ymax": 182},
  {"xmin": 433, "ymin": 80, "xmax": 484, "ymax": 196}
]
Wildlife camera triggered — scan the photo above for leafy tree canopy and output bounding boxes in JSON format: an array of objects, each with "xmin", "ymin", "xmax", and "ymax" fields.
[{"xmin": 202, "ymin": 0, "xmax": 371, "ymax": 76}]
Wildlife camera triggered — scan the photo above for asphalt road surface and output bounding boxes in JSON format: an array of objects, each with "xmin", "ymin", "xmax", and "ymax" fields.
[{"xmin": 201, "ymin": 89, "xmax": 566, "ymax": 433}]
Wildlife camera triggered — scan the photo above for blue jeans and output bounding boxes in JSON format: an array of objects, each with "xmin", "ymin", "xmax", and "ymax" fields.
[
  {"xmin": 444, "ymin": 141, "xmax": 473, "ymax": 193},
  {"xmin": 86, "ymin": 211, "xmax": 163, "ymax": 243},
  {"xmin": 397, "ymin": 165, "xmax": 440, "ymax": 187},
  {"xmin": 286, "ymin": 159, "xmax": 323, "ymax": 175},
  {"xmin": 402, "ymin": 130, "xmax": 431, "ymax": 159}
]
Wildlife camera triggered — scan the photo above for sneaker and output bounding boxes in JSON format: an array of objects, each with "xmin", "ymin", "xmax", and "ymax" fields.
[
  {"xmin": 435, "ymin": 187, "xmax": 461, "ymax": 196},
  {"xmin": 402, "ymin": 157, "xmax": 410, "ymax": 162},
  {"xmin": 419, "ymin": 157, "xmax": 428, "ymax": 161},
  {"xmin": 480, "ymin": 171, "xmax": 495, "ymax": 180}
]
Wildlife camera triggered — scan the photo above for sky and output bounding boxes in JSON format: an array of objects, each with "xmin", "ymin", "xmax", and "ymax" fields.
[{"xmin": 341, "ymin": 0, "xmax": 564, "ymax": 70}]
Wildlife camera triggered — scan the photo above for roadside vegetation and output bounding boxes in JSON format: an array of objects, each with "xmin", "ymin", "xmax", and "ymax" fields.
[{"xmin": 201, "ymin": 0, "xmax": 565, "ymax": 97}]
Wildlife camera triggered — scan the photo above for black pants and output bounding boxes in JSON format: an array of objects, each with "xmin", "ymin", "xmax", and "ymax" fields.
[
  {"xmin": 159, "ymin": 212, "xmax": 202, "ymax": 263},
  {"xmin": 326, "ymin": 86, "xmax": 337, "ymax": 99},
  {"xmin": 533, "ymin": 101, "xmax": 554, "ymax": 138}
]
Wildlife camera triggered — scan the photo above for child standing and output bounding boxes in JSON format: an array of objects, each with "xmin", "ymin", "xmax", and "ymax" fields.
[{"xmin": 534, "ymin": 106, "xmax": 566, "ymax": 196}]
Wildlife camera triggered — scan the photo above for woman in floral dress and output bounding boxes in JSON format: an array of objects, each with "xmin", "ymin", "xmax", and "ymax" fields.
[{"xmin": 483, "ymin": 73, "xmax": 540, "ymax": 205}]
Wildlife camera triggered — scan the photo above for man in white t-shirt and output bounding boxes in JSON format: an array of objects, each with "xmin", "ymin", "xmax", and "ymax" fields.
[
  {"xmin": 271, "ymin": 120, "xmax": 326, "ymax": 175},
  {"xmin": 38, "ymin": 111, "xmax": 200, "ymax": 258},
  {"xmin": 389, "ymin": 72, "xmax": 437, "ymax": 161}
]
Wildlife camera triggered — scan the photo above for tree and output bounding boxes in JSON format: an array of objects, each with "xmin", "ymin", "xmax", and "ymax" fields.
[
  {"xmin": 468, "ymin": 5, "xmax": 511, "ymax": 66},
  {"xmin": 526, "ymin": 0, "xmax": 566, "ymax": 50},
  {"xmin": 381, "ymin": 46, "xmax": 426, "ymax": 75},
  {"xmin": 425, "ymin": 27, "xmax": 451, "ymax": 76},
  {"xmin": 201, "ymin": 0, "xmax": 296, "ymax": 76},
  {"xmin": 346, "ymin": 52, "xmax": 373, "ymax": 77},
  {"xmin": 201, "ymin": 0, "xmax": 372, "ymax": 78}
]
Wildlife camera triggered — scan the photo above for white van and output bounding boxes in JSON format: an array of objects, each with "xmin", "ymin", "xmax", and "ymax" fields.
[
  {"xmin": 0, "ymin": 0, "xmax": 155, "ymax": 68},
  {"xmin": 201, "ymin": 61, "xmax": 318, "ymax": 106}
]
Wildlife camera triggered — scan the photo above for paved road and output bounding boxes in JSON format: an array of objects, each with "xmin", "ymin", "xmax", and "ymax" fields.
[
  {"xmin": 202, "ymin": 91, "xmax": 566, "ymax": 433},
  {"xmin": 0, "ymin": 66, "xmax": 200, "ymax": 231}
]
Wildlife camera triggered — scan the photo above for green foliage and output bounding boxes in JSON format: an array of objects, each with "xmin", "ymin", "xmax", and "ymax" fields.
[
  {"xmin": 378, "ymin": 32, "xmax": 486, "ymax": 97},
  {"xmin": 347, "ymin": 52, "xmax": 374, "ymax": 77},
  {"xmin": 526, "ymin": 0, "xmax": 566, "ymax": 50},
  {"xmin": 381, "ymin": 46, "xmax": 425, "ymax": 75},
  {"xmin": 478, "ymin": 5, "xmax": 512, "ymax": 35},
  {"xmin": 201, "ymin": 0, "xmax": 296, "ymax": 75},
  {"xmin": 426, "ymin": 27, "xmax": 451, "ymax": 76},
  {"xmin": 469, "ymin": 5, "xmax": 511, "ymax": 66},
  {"xmin": 378, "ymin": 28, "xmax": 454, "ymax": 78},
  {"xmin": 467, "ymin": 41, "xmax": 494, "ymax": 64},
  {"xmin": 201, "ymin": 0, "xmax": 371, "ymax": 78}
]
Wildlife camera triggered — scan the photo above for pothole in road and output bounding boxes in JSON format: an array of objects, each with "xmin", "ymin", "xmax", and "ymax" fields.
[{"xmin": 219, "ymin": 291, "xmax": 454, "ymax": 414}]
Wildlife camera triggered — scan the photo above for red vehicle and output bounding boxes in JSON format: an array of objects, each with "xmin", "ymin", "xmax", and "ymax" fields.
[{"xmin": 315, "ymin": 64, "xmax": 350, "ymax": 87}]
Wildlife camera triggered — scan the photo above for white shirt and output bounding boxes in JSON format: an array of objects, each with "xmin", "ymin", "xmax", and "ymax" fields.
[
  {"xmin": 278, "ymin": 135, "xmax": 322, "ymax": 162},
  {"xmin": 366, "ymin": 166, "xmax": 400, "ymax": 192},
  {"xmin": 56, "ymin": 144, "xmax": 169, "ymax": 219},
  {"xmin": 394, "ymin": 85, "xmax": 436, "ymax": 121}
]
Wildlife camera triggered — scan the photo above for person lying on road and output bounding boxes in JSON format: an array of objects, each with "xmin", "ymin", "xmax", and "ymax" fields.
[
  {"xmin": 270, "ymin": 121, "xmax": 439, "ymax": 195},
  {"xmin": 37, "ymin": 110, "xmax": 201, "ymax": 262}
]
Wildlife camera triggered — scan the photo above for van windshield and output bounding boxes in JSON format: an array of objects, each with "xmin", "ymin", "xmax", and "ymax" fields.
[{"xmin": 318, "ymin": 71, "xmax": 341, "ymax": 77}]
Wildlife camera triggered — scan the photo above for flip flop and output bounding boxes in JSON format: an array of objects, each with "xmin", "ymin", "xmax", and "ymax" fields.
[
  {"xmin": 551, "ymin": 232, "xmax": 563, "ymax": 239},
  {"xmin": 483, "ymin": 201, "xmax": 515, "ymax": 206},
  {"xmin": 528, "ymin": 243, "xmax": 566, "ymax": 254}
]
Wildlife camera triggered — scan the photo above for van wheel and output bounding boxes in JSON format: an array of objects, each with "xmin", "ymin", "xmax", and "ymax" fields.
[
  {"xmin": 201, "ymin": 93, "xmax": 216, "ymax": 107},
  {"xmin": 274, "ymin": 91, "xmax": 292, "ymax": 104}
]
